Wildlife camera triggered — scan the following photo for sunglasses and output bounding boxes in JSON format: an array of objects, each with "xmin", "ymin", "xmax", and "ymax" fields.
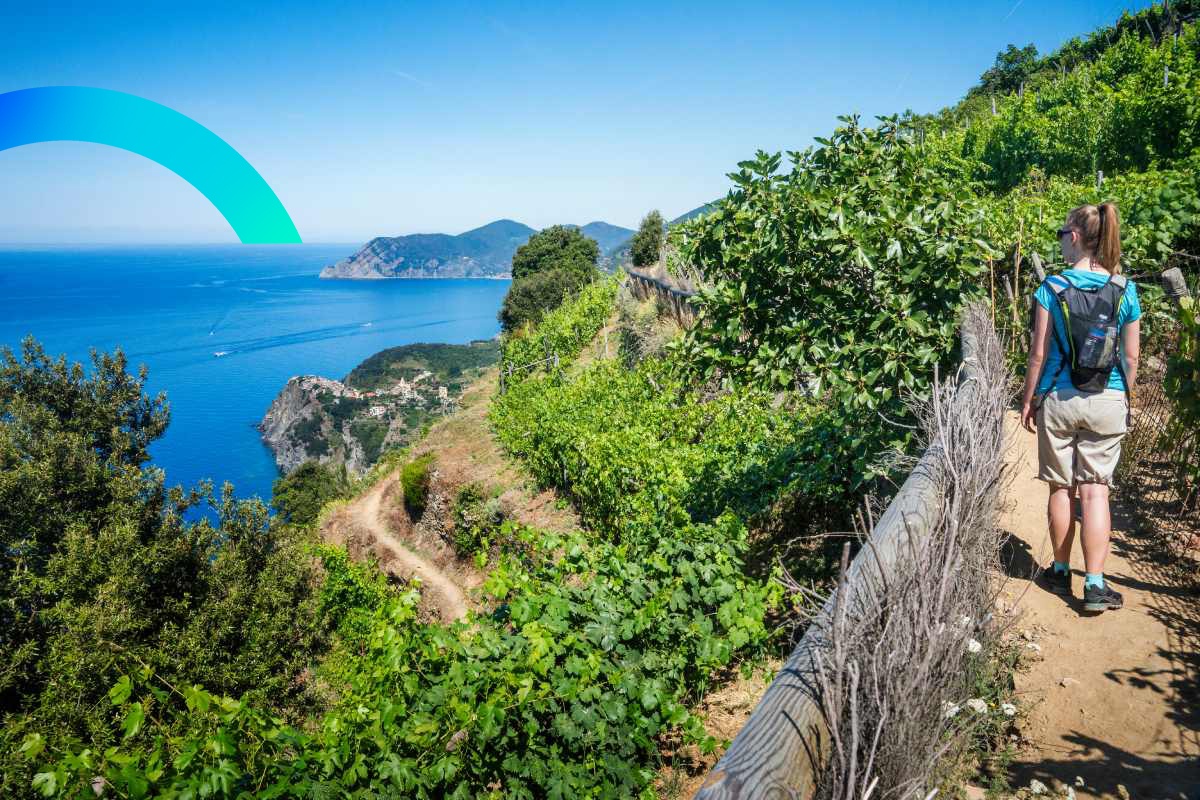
[{"xmin": 1057, "ymin": 227, "xmax": 1074, "ymax": 238}]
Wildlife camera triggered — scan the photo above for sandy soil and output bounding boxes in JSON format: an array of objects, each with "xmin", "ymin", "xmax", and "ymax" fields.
[
  {"xmin": 998, "ymin": 412, "xmax": 1199, "ymax": 799},
  {"xmin": 322, "ymin": 472, "xmax": 470, "ymax": 622}
]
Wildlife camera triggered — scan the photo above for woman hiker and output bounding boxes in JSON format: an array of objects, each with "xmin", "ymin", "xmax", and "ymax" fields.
[{"xmin": 1020, "ymin": 202, "xmax": 1141, "ymax": 612}]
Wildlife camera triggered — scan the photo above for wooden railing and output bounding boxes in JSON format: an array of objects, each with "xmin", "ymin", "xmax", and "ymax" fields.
[
  {"xmin": 693, "ymin": 323, "xmax": 988, "ymax": 799},
  {"xmin": 625, "ymin": 267, "xmax": 698, "ymax": 326}
]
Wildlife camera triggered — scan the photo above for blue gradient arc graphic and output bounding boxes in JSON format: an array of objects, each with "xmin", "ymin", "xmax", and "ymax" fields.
[{"xmin": 0, "ymin": 86, "xmax": 301, "ymax": 243}]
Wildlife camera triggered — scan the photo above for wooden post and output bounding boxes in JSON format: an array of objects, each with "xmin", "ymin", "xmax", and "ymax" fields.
[
  {"xmin": 1161, "ymin": 267, "xmax": 1191, "ymax": 301},
  {"xmin": 991, "ymin": 94, "xmax": 996, "ymax": 116},
  {"xmin": 989, "ymin": 259, "xmax": 996, "ymax": 323},
  {"xmin": 1165, "ymin": 64, "xmax": 1170, "ymax": 88},
  {"xmin": 1096, "ymin": 170, "xmax": 1104, "ymax": 190},
  {"xmin": 1031, "ymin": 252, "xmax": 1046, "ymax": 284}
]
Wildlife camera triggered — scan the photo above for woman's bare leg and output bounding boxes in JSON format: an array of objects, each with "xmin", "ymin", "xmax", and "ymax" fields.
[
  {"xmin": 1078, "ymin": 482, "xmax": 1111, "ymax": 574},
  {"xmin": 1048, "ymin": 483, "xmax": 1076, "ymax": 564}
]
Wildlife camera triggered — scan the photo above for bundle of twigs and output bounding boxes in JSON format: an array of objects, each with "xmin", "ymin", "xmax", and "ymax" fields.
[{"xmin": 787, "ymin": 302, "xmax": 1013, "ymax": 799}]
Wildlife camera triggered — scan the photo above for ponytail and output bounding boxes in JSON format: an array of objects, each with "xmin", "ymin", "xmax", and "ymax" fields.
[
  {"xmin": 1097, "ymin": 202, "xmax": 1121, "ymax": 274},
  {"xmin": 1064, "ymin": 202, "xmax": 1122, "ymax": 274}
]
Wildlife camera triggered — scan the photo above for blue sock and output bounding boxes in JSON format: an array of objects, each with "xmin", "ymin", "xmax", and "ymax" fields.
[
  {"xmin": 1084, "ymin": 572, "xmax": 1105, "ymax": 590},
  {"xmin": 1053, "ymin": 560, "xmax": 1070, "ymax": 576}
]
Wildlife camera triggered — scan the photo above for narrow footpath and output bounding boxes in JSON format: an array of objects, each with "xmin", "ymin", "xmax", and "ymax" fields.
[
  {"xmin": 324, "ymin": 473, "xmax": 470, "ymax": 623},
  {"xmin": 999, "ymin": 412, "xmax": 1199, "ymax": 799}
]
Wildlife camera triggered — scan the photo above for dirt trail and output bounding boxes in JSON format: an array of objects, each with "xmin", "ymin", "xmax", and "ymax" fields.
[
  {"xmin": 998, "ymin": 412, "xmax": 1199, "ymax": 799},
  {"xmin": 330, "ymin": 473, "xmax": 470, "ymax": 623}
]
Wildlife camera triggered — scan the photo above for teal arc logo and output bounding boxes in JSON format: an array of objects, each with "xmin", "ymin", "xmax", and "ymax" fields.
[{"xmin": 0, "ymin": 86, "xmax": 301, "ymax": 243}]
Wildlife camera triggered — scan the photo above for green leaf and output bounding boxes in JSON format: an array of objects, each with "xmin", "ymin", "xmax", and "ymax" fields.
[
  {"xmin": 18, "ymin": 733, "xmax": 45, "ymax": 761},
  {"xmin": 32, "ymin": 772, "xmax": 57, "ymax": 797},
  {"xmin": 108, "ymin": 675, "xmax": 132, "ymax": 706},
  {"xmin": 122, "ymin": 702, "xmax": 145, "ymax": 740}
]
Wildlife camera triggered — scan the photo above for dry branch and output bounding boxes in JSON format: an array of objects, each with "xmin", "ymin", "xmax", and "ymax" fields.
[
  {"xmin": 802, "ymin": 302, "xmax": 1012, "ymax": 799},
  {"xmin": 695, "ymin": 302, "xmax": 1011, "ymax": 799}
]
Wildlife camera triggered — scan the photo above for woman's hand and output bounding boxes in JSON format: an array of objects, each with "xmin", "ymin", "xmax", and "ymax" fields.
[{"xmin": 1021, "ymin": 401, "xmax": 1037, "ymax": 433}]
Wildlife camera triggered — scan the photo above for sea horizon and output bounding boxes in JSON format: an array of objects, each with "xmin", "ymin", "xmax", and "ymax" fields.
[{"xmin": 0, "ymin": 244, "xmax": 510, "ymax": 503}]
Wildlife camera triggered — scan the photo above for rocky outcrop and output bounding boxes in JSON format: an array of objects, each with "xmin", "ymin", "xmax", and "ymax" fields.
[
  {"xmin": 261, "ymin": 341, "xmax": 501, "ymax": 477},
  {"xmin": 259, "ymin": 376, "xmax": 368, "ymax": 475}
]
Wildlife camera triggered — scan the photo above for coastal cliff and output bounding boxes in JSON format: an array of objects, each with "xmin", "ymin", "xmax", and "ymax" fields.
[
  {"xmin": 260, "ymin": 341, "xmax": 500, "ymax": 475},
  {"xmin": 260, "ymin": 376, "xmax": 369, "ymax": 475}
]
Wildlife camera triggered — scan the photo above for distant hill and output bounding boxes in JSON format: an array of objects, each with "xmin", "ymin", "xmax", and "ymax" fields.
[
  {"xmin": 570, "ymin": 221, "xmax": 637, "ymax": 253},
  {"xmin": 321, "ymin": 219, "xmax": 635, "ymax": 279},
  {"xmin": 669, "ymin": 203, "xmax": 717, "ymax": 226}
]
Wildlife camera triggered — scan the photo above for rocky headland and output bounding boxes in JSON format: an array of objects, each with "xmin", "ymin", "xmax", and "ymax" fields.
[{"xmin": 259, "ymin": 341, "xmax": 499, "ymax": 475}]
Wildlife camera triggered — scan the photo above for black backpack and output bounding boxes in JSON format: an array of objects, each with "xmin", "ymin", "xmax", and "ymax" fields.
[{"xmin": 1043, "ymin": 273, "xmax": 1128, "ymax": 393}]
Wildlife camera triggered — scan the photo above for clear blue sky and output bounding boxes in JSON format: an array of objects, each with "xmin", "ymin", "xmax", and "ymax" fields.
[{"xmin": 0, "ymin": 0, "xmax": 1153, "ymax": 243}]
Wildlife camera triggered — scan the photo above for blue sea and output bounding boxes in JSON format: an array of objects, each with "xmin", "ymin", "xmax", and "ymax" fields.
[{"xmin": 0, "ymin": 245, "xmax": 509, "ymax": 503}]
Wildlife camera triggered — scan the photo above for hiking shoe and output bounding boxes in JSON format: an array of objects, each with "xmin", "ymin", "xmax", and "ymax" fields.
[
  {"xmin": 1042, "ymin": 565, "xmax": 1072, "ymax": 597},
  {"xmin": 1083, "ymin": 582, "xmax": 1123, "ymax": 612}
]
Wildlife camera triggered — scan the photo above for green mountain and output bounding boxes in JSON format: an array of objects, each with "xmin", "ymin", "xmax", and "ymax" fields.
[
  {"xmin": 669, "ymin": 203, "xmax": 717, "ymax": 225},
  {"xmin": 573, "ymin": 221, "xmax": 637, "ymax": 253},
  {"xmin": 321, "ymin": 219, "xmax": 634, "ymax": 279}
]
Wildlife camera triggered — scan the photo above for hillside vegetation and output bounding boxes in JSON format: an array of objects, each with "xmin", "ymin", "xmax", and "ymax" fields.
[{"xmin": 6, "ymin": 4, "xmax": 1200, "ymax": 798}]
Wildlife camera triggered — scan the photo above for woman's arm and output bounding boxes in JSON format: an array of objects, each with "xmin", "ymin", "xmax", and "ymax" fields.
[
  {"xmin": 1021, "ymin": 304, "xmax": 1053, "ymax": 433},
  {"xmin": 1122, "ymin": 318, "xmax": 1140, "ymax": 394}
]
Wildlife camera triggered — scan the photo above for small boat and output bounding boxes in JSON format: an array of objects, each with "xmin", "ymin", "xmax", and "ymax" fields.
[{"xmin": 213, "ymin": 351, "xmax": 229, "ymax": 357}]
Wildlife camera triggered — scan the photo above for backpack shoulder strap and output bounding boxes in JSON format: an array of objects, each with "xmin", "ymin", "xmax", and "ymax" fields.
[
  {"xmin": 1109, "ymin": 274, "xmax": 1128, "ymax": 290},
  {"xmin": 1039, "ymin": 275, "xmax": 1074, "ymax": 371},
  {"xmin": 1046, "ymin": 274, "xmax": 1073, "ymax": 296}
]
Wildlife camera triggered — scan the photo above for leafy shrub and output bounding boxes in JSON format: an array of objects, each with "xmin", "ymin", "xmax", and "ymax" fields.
[
  {"xmin": 975, "ymin": 158, "xmax": 1200, "ymax": 277},
  {"xmin": 0, "ymin": 340, "xmax": 328, "ymax": 797},
  {"xmin": 22, "ymin": 516, "xmax": 778, "ymax": 799},
  {"xmin": 952, "ymin": 22, "xmax": 1200, "ymax": 192},
  {"xmin": 677, "ymin": 117, "xmax": 992, "ymax": 416},
  {"xmin": 492, "ymin": 356, "xmax": 852, "ymax": 544},
  {"xmin": 399, "ymin": 453, "xmax": 435, "ymax": 516},
  {"xmin": 498, "ymin": 267, "xmax": 590, "ymax": 333},
  {"xmin": 272, "ymin": 460, "xmax": 350, "ymax": 526},
  {"xmin": 630, "ymin": 209, "xmax": 664, "ymax": 267},
  {"xmin": 450, "ymin": 482, "xmax": 505, "ymax": 555},
  {"xmin": 510, "ymin": 224, "xmax": 600, "ymax": 280},
  {"xmin": 1164, "ymin": 294, "xmax": 1200, "ymax": 487}
]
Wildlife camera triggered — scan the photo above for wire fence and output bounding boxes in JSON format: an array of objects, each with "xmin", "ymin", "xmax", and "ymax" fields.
[
  {"xmin": 497, "ymin": 353, "xmax": 559, "ymax": 394},
  {"xmin": 1117, "ymin": 256, "xmax": 1200, "ymax": 586}
]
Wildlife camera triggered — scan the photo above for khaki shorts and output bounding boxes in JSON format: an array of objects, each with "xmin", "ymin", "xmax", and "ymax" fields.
[{"xmin": 1036, "ymin": 387, "xmax": 1129, "ymax": 486}]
